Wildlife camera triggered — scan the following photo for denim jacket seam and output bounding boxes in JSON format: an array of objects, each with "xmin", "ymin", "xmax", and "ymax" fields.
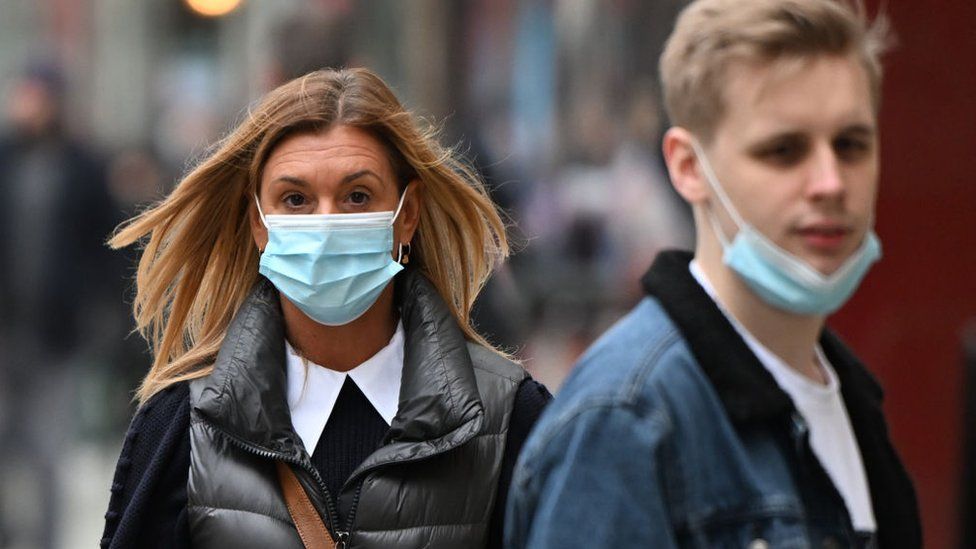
[
  {"xmin": 621, "ymin": 327, "xmax": 682, "ymax": 403},
  {"xmin": 550, "ymin": 326, "xmax": 681, "ymax": 444},
  {"xmin": 682, "ymin": 497, "xmax": 807, "ymax": 531},
  {"xmin": 517, "ymin": 328, "xmax": 682, "ymax": 485},
  {"xmin": 516, "ymin": 397, "xmax": 672, "ymax": 487}
]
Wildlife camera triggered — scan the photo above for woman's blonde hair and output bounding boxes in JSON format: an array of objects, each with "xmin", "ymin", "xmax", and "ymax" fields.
[{"xmin": 111, "ymin": 68, "xmax": 509, "ymax": 405}]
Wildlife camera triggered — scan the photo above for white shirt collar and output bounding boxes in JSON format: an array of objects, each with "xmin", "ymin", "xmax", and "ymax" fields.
[{"xmin": 286, "ymin": 322, "xmax": 404, "ymax": 453}]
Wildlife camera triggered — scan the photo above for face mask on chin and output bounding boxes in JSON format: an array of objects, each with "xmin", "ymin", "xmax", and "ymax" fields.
[
  {"xmin": 255, "ymin": 188, "xmax": 410, "ymax": 326},
  {"xmin": 690, "ymin": 138, "xmax": 881, "ymax": 316}
]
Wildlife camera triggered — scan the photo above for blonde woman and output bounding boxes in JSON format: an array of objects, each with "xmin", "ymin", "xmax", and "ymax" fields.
[{"xmin": 100, "ymin": 68, "xmax": 550, "ymax": 549}]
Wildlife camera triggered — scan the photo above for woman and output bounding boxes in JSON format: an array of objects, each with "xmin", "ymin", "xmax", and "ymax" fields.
[{"xmin": 100, "ymin": 68, "xmax": 550, "ymax": 549}]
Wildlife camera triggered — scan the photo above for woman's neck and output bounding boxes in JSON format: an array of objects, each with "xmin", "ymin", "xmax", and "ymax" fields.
[{"xmin": 280, "ymin": 284, "xmax": 398, "ymax": 372}]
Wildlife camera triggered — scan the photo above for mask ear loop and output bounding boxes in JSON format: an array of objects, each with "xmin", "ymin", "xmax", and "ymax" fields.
[
  {"xmin": 705, "ymin": 208, "xmax": 734, "ymax": 249},
  {"xmin": 690, "ymin": 139, "xmax": 748, "ymax": 247},
  {"xmin": 392, "ymin": 183, "xmax": 412, "ymax": 264},
  {"xmin": 390, "ymin": 182, "xmax": 411, "ymax": 226},
  {"xmin": 253, "ymin": 192, "xmax": 270, "ymax": 229},
  {"xmin": 396, "ymin": 242, "xmax": 411, "ymax": 264}
]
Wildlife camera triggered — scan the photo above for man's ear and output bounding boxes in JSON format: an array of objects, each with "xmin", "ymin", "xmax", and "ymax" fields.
[
  {"xmin": 662, "ymin": 127, "xmax": 710, "ymax": 205},
  {"xmin": 249, "ymin": 193, "xmax": 268, "ymax": 252}
]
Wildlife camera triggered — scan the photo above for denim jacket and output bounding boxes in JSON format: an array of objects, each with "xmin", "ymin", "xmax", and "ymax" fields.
[{"xmin": 506, "ymin": 251, "xmax": 920, "ymax": 549}]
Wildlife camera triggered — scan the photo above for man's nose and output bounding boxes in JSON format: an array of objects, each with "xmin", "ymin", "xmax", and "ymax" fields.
[{"xmin": 806, "ymin": 144, "xmax": 845, "ymax": 201}]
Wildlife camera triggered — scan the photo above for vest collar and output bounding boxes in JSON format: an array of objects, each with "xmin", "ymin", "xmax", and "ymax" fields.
[{"xmin": 190, "ymin": 269, "xmax": 485, "ymax": 466}]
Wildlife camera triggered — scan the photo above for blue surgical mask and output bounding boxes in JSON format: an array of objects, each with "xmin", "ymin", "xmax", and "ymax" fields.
[
  {"xmin": 255, "ymin": 190, "xmax": 408, "ymax": 326},
  {"xmin": 691, "ymin": 139, "xmax": 881, "ymax": 316}
]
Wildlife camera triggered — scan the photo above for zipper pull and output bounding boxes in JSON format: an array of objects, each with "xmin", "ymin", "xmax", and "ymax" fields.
[{"xmin": 334, "ymin": 530, "xmax": 349, "ymax": 549}]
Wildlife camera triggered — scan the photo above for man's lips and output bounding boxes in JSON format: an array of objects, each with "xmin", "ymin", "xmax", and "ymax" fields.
[{"xmin": 795, "ymin": 224, "xmax": 852, "ymax": 252}]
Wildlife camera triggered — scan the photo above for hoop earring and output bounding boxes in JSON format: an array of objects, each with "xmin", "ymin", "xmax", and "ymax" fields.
[{"xmin": 398, "ymin": 242, "xmax": 412, "ymax": 265}]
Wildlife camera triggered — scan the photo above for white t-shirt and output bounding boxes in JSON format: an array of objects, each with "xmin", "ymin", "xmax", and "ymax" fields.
[
  {"xmin": 689, "ymin": 261, "xmax": 876, "ymax": 533},
  {"xmin": 285, "ymin": 322, "xmax": 404, "ymax": 453}
]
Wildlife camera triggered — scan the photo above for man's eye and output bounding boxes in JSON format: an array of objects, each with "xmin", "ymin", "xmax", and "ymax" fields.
[
  {"xmin": 762, "ymin": 142, "xmax": 805, "ymax": 165},
  {"xmin": 834, "ymin": 136, "xmax": 871, "ymax": 161},
  {"xmin": 348, "ymin": 191, "xmax": 369, "ymax": 205}
]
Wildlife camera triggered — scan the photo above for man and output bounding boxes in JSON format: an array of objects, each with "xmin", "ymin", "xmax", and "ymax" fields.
[
  {"xmin": 505, "ymin": 1, "xmax": 921, "ymax": 547},
  {"xmin": 0, "ymin": 64, "xmax": 118, "ymax": 549}
]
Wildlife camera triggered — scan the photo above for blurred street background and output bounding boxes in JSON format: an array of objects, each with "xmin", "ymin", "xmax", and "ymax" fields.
[{"xmin": 0, "ymin": 0, "xmax": 973, "ymax": 547}]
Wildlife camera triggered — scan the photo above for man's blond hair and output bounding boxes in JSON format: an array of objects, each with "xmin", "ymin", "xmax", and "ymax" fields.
[{"xmin": 660, "ymin": 0, "xmax": 892, "ymax": 141}]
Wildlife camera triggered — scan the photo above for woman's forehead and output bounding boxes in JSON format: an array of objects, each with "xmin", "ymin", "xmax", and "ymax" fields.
[{"xmin": 262, "ymin": 126, "xmax": 397, "ymax": 183}]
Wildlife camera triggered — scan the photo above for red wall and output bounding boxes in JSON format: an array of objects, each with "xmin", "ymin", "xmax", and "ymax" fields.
[{"xmin": 829, "ymin": 2, "xmax": 976, "ymax": 547}]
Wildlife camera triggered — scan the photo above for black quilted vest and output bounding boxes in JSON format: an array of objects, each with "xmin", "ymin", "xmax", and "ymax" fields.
[{"xmin": 188, "ymin": 271, "xmax": 526, "ymax": 548}]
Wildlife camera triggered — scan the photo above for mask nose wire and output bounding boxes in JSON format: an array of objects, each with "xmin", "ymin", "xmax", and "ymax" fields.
[{"xmin": 256, "ymin": 182, "xmax": 412, "ymax": 230}]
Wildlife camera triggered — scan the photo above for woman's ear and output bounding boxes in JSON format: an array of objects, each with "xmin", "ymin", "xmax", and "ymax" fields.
[
  {"xmin": 662, "ymin": 127, "xmax": 710, "ymax": 205},
  {"xmin": 395, "ymin": 179, "xmax": 422, "ymax": 246},
  {"xmin": 249, "ymin": 192, "xmax": 269, "ymax": 252}
]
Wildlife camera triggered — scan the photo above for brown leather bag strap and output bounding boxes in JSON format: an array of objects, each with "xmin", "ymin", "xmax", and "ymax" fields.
[{"xmin": 277, "ymin": 461, "xmax": 336, "ymax": 549}]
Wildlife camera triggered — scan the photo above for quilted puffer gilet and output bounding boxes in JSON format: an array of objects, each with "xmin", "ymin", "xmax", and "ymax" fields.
[{"xmin": 188, "ymin": 271, "xmax": 525, "ymax": 548}]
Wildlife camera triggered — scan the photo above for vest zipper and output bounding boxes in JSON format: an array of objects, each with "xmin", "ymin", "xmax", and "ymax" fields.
[
  {"xmin": 209, "ymin": 418, "xmax": 482, "ymax": 547},
  {"xmin": 332, "ymin": 434, "xmax": 475, "ymax": 545},
  {"xmin": 203, "ymin": 420, "xmax": 345, "ymax": 545},
  {"xmin": 338, "ymin": 481, "xmax": 365, "ymax": 545}
]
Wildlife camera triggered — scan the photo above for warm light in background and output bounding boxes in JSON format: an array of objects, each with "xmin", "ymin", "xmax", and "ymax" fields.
[{"xmin": 185, "ymin": 0, "xmax": 242, "ymax": 18}]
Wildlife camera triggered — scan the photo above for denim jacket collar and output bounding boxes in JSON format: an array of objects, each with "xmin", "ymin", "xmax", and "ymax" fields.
[
  {"xmin": 640, "ymin": 250, "xmax": 885, "ymax": 425},
  {"xmin": 641, "ymin": 251, "xmax": 923, "ymax": 547}
]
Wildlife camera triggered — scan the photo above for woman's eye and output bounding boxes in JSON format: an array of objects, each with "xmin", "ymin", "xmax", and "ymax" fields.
[
  {"xmin": 348, "ymin": 191, "xmax": 370, "ymax": 206},
  {"xmin": 283, "ymin": 194, "xmax": 306, "ymax": 208}
]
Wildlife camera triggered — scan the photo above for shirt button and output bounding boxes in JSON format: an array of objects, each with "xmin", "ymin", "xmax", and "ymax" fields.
[{"xmin": 747, "ymin": 539, "xmax": 769, "ymax": 549}]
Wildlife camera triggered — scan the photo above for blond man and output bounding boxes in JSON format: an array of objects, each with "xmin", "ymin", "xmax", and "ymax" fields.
[{"xmin": 506, "ymin": 1, "xmax": 921, "ymax": 547}]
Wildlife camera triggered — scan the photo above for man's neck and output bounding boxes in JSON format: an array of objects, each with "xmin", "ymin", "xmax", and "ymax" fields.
[{"xmin": 696, "ymin": 254, "xmax": 827, "ymax": 383}]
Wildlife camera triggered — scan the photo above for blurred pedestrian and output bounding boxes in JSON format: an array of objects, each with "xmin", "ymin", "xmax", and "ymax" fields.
[
  {"xmin": 506, "ymin": 1, "xmax": 921, "ymax": 547},
  {"xmin": 100, "ymin": 68, "xmax": 550, "ymax": 549},
  {"xmin": 0, "ymin": 63, "xmax": 117, "ymax": 549}
]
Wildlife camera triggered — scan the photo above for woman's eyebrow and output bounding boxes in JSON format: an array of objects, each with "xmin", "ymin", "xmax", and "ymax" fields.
[
  {"xmin": 270, "ymin": 175, "xmax": 310, "ymax": 187},
  {"xmin": 341, "ymin": 170, "xmax": 382, "ymax": 185}
]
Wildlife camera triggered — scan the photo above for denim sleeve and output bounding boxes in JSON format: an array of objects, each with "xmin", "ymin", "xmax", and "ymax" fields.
[{"xmin": 504, "ymin": 399, "xmax": 677, "ymax": 549}]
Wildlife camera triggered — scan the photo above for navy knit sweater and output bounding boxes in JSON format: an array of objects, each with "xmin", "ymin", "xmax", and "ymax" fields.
[{"xmin": 101, "ymin": 378, "xmax": 551, "ymax": 548}]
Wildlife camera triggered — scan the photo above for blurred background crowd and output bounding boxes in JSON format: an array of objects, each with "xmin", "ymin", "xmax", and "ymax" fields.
[{"xmin": 0, "ymin": 0, "xmax": 972, "ymax": 548}]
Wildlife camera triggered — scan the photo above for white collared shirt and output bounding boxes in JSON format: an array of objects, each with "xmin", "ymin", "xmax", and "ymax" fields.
[
  {"xmin": 286, "ymin": 322, "xmax": 404, "ymax": 453},
  {"xmin": 689, "ymin": 260, "xmax": 876, "ymax": 533}
]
